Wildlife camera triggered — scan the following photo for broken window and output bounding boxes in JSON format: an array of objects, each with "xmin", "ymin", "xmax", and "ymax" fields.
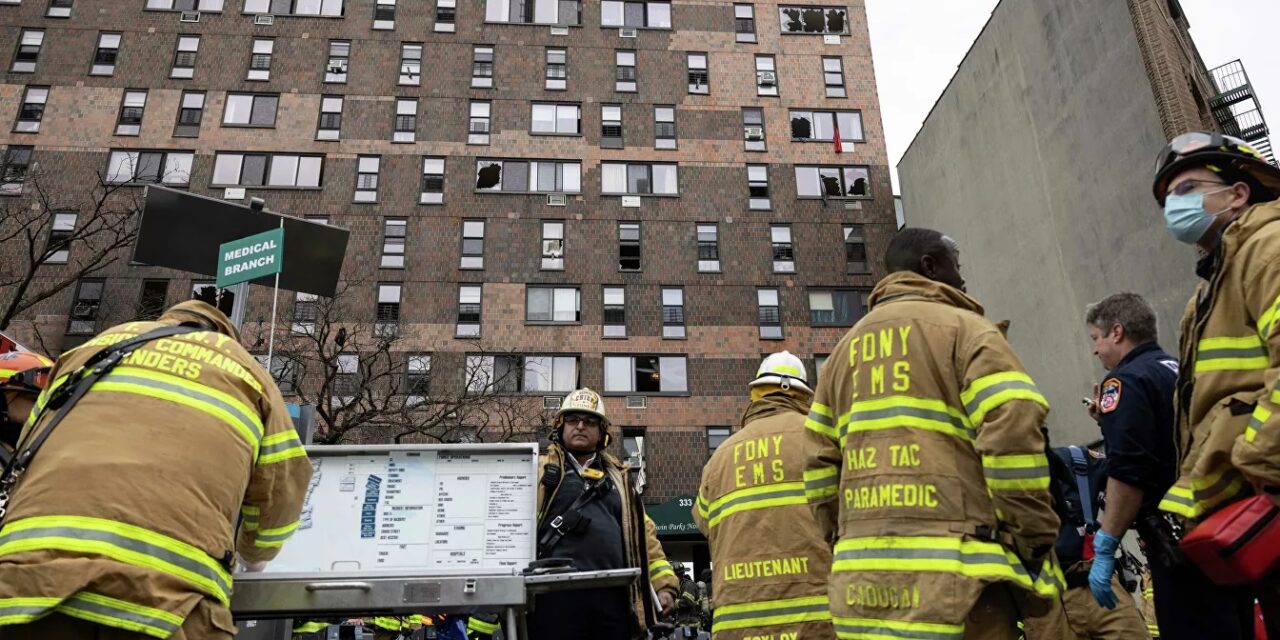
[
  {"xmin": 618, "ymin": 222, "xmax": 641, "ymax": 271},
  {"xmin": 794, "ymin": 165, "xmax": 870, "ymax": 198},
  {"xmin": 789, "ymin": 110, "xmax": 862, "ymax": 143},
  {"xmin": 778, "ymin": 5, "xmax": 847, "ymax": 34}
]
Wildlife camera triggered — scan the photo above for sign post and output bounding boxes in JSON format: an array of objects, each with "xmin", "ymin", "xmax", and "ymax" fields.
[{"xmin": 217, "ymin": 226, "xmax": 285, "ymax": 358}]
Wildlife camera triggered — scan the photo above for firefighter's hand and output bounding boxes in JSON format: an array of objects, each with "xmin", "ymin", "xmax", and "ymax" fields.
[
  {"xmin": 1086, "ymin": 383, "xmax": 1103, "ymax": 422},
  {"xmin": 658, "ymin": 589, "xmax": 675, "ymax": 616},
  {"xmin": 238, "ymin": 556, "xmax": 270, "ymax": 573},
  {"xmin": 1088, "ymin": 531, "xmax": 1120, "ymax": 609}
]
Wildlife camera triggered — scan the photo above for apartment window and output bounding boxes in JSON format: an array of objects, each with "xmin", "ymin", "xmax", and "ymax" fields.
[
  {"xmin": 435, "ymin": 0, "xmax": 456, "ymax": 31},
  {"xmin": 814, "ymin": 354, "xmax": 829, "ymax": 382},
  {"xmin": 755, "ymin": 55, "xmax": 778, "ymax": 96},
  {"xmin": 601, "ymin": 104, "xmax": 623, "ymax": 149},
  {"xmin": 758, "ymin": 289, "xmax": 782, "ymax": 339},
  {"xmin": 373, "ymin": 0, "xmax": 395, "ymax": 29},
  {"xmin": 823, "ymin": 57, "xmax": 847, "ymax": 97},
  {"xmin": 211, "ymin": 153, "xmax": 323, "ymax": 188},
  {"xmin": 399, "ymin": 43, "xmax": 422, "ymax": 85},
  {"xmin": 541, "ymin": 221, "xmax": 564, "ymax": 270},
  {"xmin": 317, "ymin": 96, "xmax": 343, "ymax": 140},
  {"xmin": 743, "ymin": 108, "xmax": 766, "ymax": 151},
  {"xmin": 67, "ymin": 280, "xmax": 104, "ymax": 335},
  {"xmin": 654, "ymin": 106, "xmax": 676, "ymax": 150},
  {"xmin": 325, "ymin": 41, "xmax": 349, "ymax": 83},
  {"xmin": 292, "ymin": 292, "xmax": 318, "ymax": 334},
  {"xmin": 173, "ymin": 91, "xmax": 205, "ymax": 138},
  {"xmin": 532, "ymin": 103, "xmax": 580, "ymax": 135},
  {"xmin": 623, "ymin": 427, "xmax": 645, "ymax": 467},
  {"xmin": 45, "ymin": 211, "xmax": 77, "ymax": 263},
  {"xmin": 734, "ymin": 4, "xmax": 756, "ymax": 42},
  {"xmin": 247, "ymin": 39, "xmax": 273, "ymax": 81},
  {"xmin": 687, "ymin": 53, "xmax": 708, "ymax": 94},
  {"xmin": 484, "ymin": 0, "xmax": 580, "ymax": 25},
  {"xmin": 790, "ymin": 110, "xmax": 862, "ymax": 143},
  {"xmin": 192, "ymin": 281, "xmax": 235, "ymax": 318},
  {"xmin": 707, "ymin": 426, "xmax": 731, "ymax": 456},
  {"xmin": 354, "ymin": 156, "xmax": 380, "ymax": 203},
  {"xmin": 255, "ymin": 355, "xmax": 298, "ymax": 395},
  {"xmin": 526, "ymin": 286, "xmax": 580, "ymax": 323},
  {"xmin": 601, "ymin": 0, "xmax": 670, "ymax": 28},
  {"xmin": 546, "ymin": 48, "xmax": 566, "ymax": 90},
  {"xmin": 602, "ymin": 163, "xmax": 678, "ymax": 196},
  {"xmin": 475, "ymin": 159, "xmax": 581, "ymax": 194},
  {"xmin": 460, "ymin": 220, "xmax": 484, "ymax": 269},
  {"xmin": 421, "ymin": 157, "xmax": 445, "ymax": 204},
  {"xmin": 603, "ymin": 287, "xmax": 625, "ymax": 338},
  {"xmin": 779, "ymin": 5, "xmax": 848, "ymax": 34},
  {"xmin": 243, "ymin": 0, "xmax": 343, "ymax": 15},
  {"xmin": 106, "ymin": 150, "xmax": 193, "ymax": 186},
  {"xmin": 696, "ymin": 224, "xmax": 720, "ymax": 272},
  {"xmin": 171, "ymin": 36, "xmax": 199, "ymax": 79},
  {"xmin": 810, "ymin": 289, "xmax": 869, "ymax": 326},
  {"xmin": 147, "ymin": 0, "xmax": 226, "ymax": 9},
  {"xmin": 47, "ymin": 0, "xmax": 73, "ymax": 17},
  {"xmin": 405, "ymin": 355, "xmax": 431, "ymax": 401},
  {"xmin": 662, "ymin": 288, "xmax": 685, "ymax": 338},
  {"xmin": 91, "ymin": 33, "xmax": 121, "ymax": 76},
  {"xmin": 771, "ymin": 225, "xmax": 795, "ymax": 272},
  {"xmin": 466, "ymin": 355, "xmax": 521, "ymax": 394},
  {"xmin": 394, "ymin": 99, "xmax": 417, "ymax": 143},
  {"xmin": 604, "ymin": 355, "xmax": 687, "ymax": 394},
  {"xmin": 615, "ymin": 50, "xmax": 636, "ymax": 92},
  {"xmin": 844, "ymin": 224, "xmax": 868, "ymax": 273},
  {"xmin": 457, "ymin": 285, "xmax": 481, "ymax": 336},
  {"xmin": 14, "ymin": 86, "xmax": 48, "ymax": 134},
  {"xmin": 381, "ymin": 219, "xmax": 406, "ymax": 268},
  {"xmin": 795, "ymin": 165, "xmax": 870, "ymax": 198},
  {"xmin": 524, "ymin": 356, "xmax": 579, "ymax": 393},
  {"xmin": 618, "ymin": 222, "xmax": 641, "ymax": 271},
  {"xmin": 468, "ymin": 101, "xmax": 491, "ymax": 144},
  {"xmin": 472, "ymin": 46, "xmax": 494, "ymax": 89},
  {"xmin": 12, "ymin": 30, "xmax": 44, "ymax": 73},
  {"xmin": 137, "ymin": 280, "xmax": 168, "ymax": 321},
  {"xmin": 748, "ymin": 164, "xmax": 771, "ymax": 210},
  {"xmin": 376, "ymin": 284, "xmax": 401, "ymax": 333},
  {"xmin": 223, "ymin": 94, "xmax": 277, "ymax": 128},
  {"xmin": 333, "ymin": 354, "xmax": 359, "ymax": 403},
  {"xmin": 2, "ymin": 146, "xmax": 33, "ymax": 195},
  {"xmin": 114, "ymin": 90, "xmax": 147, "ymax": 136}
]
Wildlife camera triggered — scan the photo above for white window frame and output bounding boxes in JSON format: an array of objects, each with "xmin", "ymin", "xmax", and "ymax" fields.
[
  {"xmin": 758, "ymin": 288, "xmax": 782, "ymax": 339},
  {"xmin": 12, "ymin": 30, "xmax": 45, "ymax": 73},
  {"xmin": 472, "ymin": 45, "xmax": 494, "ymax": 89},
  {"xmin": 354, "ymin": 155, "xmax": 380, "ymax": 203},
  {"xmin": 525, "ymin": 286, "xmax": 580, "ymax": 324},
  {"xmin": 541, "ymin": 220, "xmax": 564, "ymax": 270},
  {"xmin": 755, "ymin": 55, "xmax": 777, "ymax": 97},
  {"xmin": 696, "ymin": 224, "xmax": 719, "ymax": 272},
  {"xmin": 603, "ymin": 286, "xmax": 626, "ymax": 338},
  {"xmin": 601, "ymin": 162, "xmax": 679, "ymax": 196},
  {"xmin": 171, "ymin": 35, "xmax": 199, "ymax": 79},
  {"xmin": 14, "ymin": 85, "xmax": 48, "ymax": 133},
  {"xmin": 399, "ymin": 43, "xmax": 422, "ymax": 86},
  {"xmin": 373, "ymin": 0, "xmax": 395, "ymax": 29},
  {"xmin": 317, "ymin": 96, "xmax": 343, "ymax": 140},
  {"xmin": 247, "ymin": 38, "xmax": 273, "ymax": 81},
  {"xmin": 531, "ymin": 103, "xmax": 581, "ymax": 135},
  {"xmin": 105, "ymin": 150, "xmax": 193, "ymax": 186},
  {"xmin": 381, "ymin": 218, "xmax": 406, "ymax": 268},
  {"xmin": 394, "ymin": 98, "xmax": 417, "ymax": 143},
  {"xmin": 662, "ymin": 288, "xmax": 685, "ymax": 339},
  {"xmin": 457, "ymin": 285, "xmax": 482, "ymax": 336},
  {"xmin": 603, "ymin": 355, "xmax": 688, "ymax": 394},
  {"xmin": 748, "ymin": 164, "xmax": 771, "ymax": 210},
  {"xmin": 211, "ymin": 152, "xmax": 323, "ymax": 188},
  {"xmin": 421, "ymin": 157, "xmax": 445, "ymax": 204},
  {"xmin": 325, "ymin": 40, "xmax": 350, "ymax": 83},
  {"xmin": 461, "ymin": 220, "xmax": 484, "ymax": 269},
  {"xmin": 91, "ymin": 33, "xmax": 121, "ymax": 76}
]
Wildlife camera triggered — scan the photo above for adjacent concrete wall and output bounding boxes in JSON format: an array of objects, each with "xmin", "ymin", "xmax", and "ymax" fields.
[{"xmin": 898, "ymin": 0, "xmax": 1197, "ymax": 444}]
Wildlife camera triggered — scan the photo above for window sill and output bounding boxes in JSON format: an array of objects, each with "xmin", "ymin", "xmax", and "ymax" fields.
[
  {"xmin": 525, "ymin": 321, "xmax": 582, "ymax": 326},
  {"xmin": 530, "ymin": 132, "xmax": 584, "ymax": 137},
  {"xmin": 602, "ymin": 392, "xmax": 690, "ymax": 398},
  {"xmin": 780, "ymin": 31, "xmax": 849, "ymax": 36},
  {"xmin": 697, "ymin": 270, "xmax": 722, "ymax": 274},
  {"xmin": 602, "ymin": 334, "xmax": 628, "ymax": 340},
  {"xmin": 797, "ymin": 196, "xmax": 872, "ymax": 201},
  {"xmin": 791, "ymin": 138, "xmax": 866, "ymax": 145},
  {"xmin": 599, "ymin": 25, "xmax": 671, "ymax": 31},
  {"xmin": 484, "ymin": 21, "xmax": 582, "ymax": 28},
  {"xmin": 454, "ymin": 333, "xmax": 482, "ymax": 340},
  {"xmin": 474, "ymin": 190, "xmax": 583, "ymax": 196},
  {"xmin": 145, "ymin": 8, "xmax": 224, "ymax": 13},
  {"xmin": 603, "ymin": 193, "xmax": 680, "ymax": 198},
  {"xmin": 241, "ymin": 12, "xmax": 344, "ymax": 19},
  {"xmin": 210, "ymin": 184, "xmax": 323, "ymax": 191},
  {"xmin": 222, "ymin": 124, "xmax": 278, "ymax": 129}
]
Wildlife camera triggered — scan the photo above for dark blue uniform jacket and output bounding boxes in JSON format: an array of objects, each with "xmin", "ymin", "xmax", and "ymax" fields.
[{"xmin": 1097, "ymin": 341, "xmax": 1179, "ymax": 514}]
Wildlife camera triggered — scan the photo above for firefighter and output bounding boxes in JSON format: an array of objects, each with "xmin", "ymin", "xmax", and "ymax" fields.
[
  {"xmin": 370, "ymin": 615, "xmax": 422, "ymax": 639},
  {"xmin": 0, "ymin": 350, "xmax": 54, "ymax": 460},
  {"xmin": 530, "ymin": 388, "xmax": 678, "ymax": 639},
  {"xmin": 0, "ymin": 300, "xmax": 312, "ymax": 639},
  {"xmin": 1150, "ymin": 131, "xmax": 1280, "ymax": 637},
  {"xmin": 692, "ymin": 351, "xmax": 835, "ymax": 639},
  {"xmin": 803, "ymin": 228, "xmax": 1064, "ymax": 639}
]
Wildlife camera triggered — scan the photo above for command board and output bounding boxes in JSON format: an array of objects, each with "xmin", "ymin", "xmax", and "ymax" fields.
[{"xmin": 261, "ymin": 444, "xmax": 539, "ymax": 575}]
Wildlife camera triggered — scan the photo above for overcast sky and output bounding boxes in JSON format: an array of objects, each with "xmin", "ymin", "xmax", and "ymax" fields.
[{"xmin": 868, "ymin": 0, "xmax": 1280, "ymax": 194}]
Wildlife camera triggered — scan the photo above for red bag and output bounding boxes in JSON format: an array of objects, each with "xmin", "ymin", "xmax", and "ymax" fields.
[{"xmin": 1181, "ymin": 495, "xmax": 1280, "ymax": 586}]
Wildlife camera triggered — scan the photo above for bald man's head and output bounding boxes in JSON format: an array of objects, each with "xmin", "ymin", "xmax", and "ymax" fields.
[{"xmin": 884, "ymin": 227, "xmax": 966, "ymax": 291}]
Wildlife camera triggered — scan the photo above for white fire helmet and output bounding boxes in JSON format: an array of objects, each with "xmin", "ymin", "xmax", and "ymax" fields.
[{"xmin": 749, "ymin": 351, "xmax": 813, "ymax": 395}]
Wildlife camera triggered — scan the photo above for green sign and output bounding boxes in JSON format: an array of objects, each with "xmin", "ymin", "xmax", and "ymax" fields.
[
  {"xmin": 216, "ymin": 228, "xmax": 283, "ymax": 288},
  {"xmin": 646, "ymin": 494, "xmax": 701, "ymax": 537}
]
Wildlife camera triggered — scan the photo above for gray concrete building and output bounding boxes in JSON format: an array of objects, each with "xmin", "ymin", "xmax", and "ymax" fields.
[{"xmin": 897, "ymin": 0, "xmax": 1271, "ymax": 443}]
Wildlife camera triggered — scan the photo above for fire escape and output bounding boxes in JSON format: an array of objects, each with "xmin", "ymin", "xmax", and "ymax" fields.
[{"xmin": 1209, "ymin": 60, "xmax": 1276, "ymax": 166}]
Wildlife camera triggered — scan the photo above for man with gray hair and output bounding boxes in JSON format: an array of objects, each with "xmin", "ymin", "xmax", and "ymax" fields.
[{"xmin": 1081, "ymin": 294, "xmax": 1180, "ymax": 626}]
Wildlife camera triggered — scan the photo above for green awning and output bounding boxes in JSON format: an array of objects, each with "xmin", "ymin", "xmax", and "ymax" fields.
[{"xmin": 645, "ymin": 495, "xmax": 702, "ymax": 539}]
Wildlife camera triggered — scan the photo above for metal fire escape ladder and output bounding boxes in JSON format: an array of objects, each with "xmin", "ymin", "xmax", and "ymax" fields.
[{"xmin": 1209, "ymin": 60, "xmax": 1275, "ymax": 166}]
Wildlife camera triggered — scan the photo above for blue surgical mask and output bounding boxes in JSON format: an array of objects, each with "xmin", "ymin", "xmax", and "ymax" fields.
[{"xmin": 1163, "ymin": 188, "xmax": 1230, "ymax": 244}]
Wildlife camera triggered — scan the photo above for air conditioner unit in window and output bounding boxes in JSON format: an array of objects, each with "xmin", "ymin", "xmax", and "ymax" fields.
[
  {"xmin": 546, "ymin": 193, "xmax": 567, "ymax": 206},
  {"xmin": 253, "ymin": 14, "xmax": 275, "ymax": 25},
  {"xmin": 550, "ymin": 26, "xmax": 569, "ymax": 36},
  {"xmin": 619, "ymin": 28, "xmax": 637, "ymax": 38},
  {"xmin": 469, "ymin": 121, "xmax": 490, "ymax": 134},
  {"xmin": 757, "ymin": 71, "xmax": 777, "ymax": 86},
  {"xmin": 626, "ymin": 396, "xmax": 646, "ymax": 409},
  {"xmin": 745, "ymin": 126, "xmax": 765, "ymax": 141},
  {"xmin": 543, "ymin": 395, "xmax": 563, "ymax": 410},
  {"xmin": 328, "ymin": 64, "xmax": 345, "ymax": 74},
  {"xmin": 179, "ymin": 11, "xmax": 201, "ymax": 22}
]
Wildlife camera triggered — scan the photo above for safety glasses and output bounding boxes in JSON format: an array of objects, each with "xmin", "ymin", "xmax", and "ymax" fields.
[
  {"xmin": 1166, "ymin": 178, "xmax": 1228, "ymax": 198},
  {"xmin": 563, "ymin": 415, "xmax": 603, "ymax": 429}
]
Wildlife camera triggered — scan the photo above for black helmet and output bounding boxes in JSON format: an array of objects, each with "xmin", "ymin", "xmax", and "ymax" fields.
[{"xmin": 1153, "ymin": 131, "xmax": 1280, "ymax": 206}]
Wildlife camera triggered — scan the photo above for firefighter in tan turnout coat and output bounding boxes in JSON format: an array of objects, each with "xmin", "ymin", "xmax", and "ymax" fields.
[
  {"xmin": 0, "ymin": 301, "xmax": 311, "ymax": 639},
  {"xmin": 694, "ymin": 351, "xmax": 835, "ymax": 640},
  {"xmin": 803, "ymin": 228, "xmax": 1064, "ymax": 640}
]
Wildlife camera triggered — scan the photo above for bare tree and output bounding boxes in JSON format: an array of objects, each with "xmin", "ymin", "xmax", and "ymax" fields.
[{"xmin": 244, "ymin": 280, "xmax": 555, "ymax": 446}]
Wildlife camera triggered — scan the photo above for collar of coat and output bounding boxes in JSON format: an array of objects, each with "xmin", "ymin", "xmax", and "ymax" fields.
[
  {"xmin": 868, "ymin": 271, "xmax": 986, "ymax": 316},
  {"xmin": 1215, "ymin": 199, "xmax": 1280, "ymax": 265},
  {"xmin": 741, "ymin": 392, "xmax": 811, "ymax": 426},
  {"xmin": 545, "ymin": 442, "xmax": 626, "ymax": 472}
]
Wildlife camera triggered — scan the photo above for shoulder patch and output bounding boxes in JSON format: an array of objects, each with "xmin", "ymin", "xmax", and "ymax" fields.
[
  {"xmin": 1100, "ymin": 378, "xmax": 1122, "ymax": 414},
  {"xmin": 1159, "ymin": 359, "xmax": 1179, "ymax": 375}
]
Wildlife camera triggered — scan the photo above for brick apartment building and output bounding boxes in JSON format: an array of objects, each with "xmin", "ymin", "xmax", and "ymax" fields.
[{"xmin": 0, "ymin": 0, "xmax": 896, "ymax": 562}]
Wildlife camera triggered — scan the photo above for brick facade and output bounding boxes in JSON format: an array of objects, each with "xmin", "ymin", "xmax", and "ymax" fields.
[
  {"xmin": 0, "ymin": 0, "xmax": 894, "ymax": 504},
  {"xmin": 1126, "ymin": 0, "xmax": 1218, "ymax": 138}
]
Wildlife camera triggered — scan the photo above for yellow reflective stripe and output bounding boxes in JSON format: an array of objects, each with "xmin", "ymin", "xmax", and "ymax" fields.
[
  {"xmin": 259, "ymin": 430, "xmax": 307, "ymax": 465},
  {"xmin": 981, "ymin": 453, "xmax": 1051, "ymax": 491},
  {"xmin": 961, "ymin": 372, "xmax": 1048, "ymax": 425},
  {"xmin": 26, "ymin": 373, "xmax": 72, "ymax": 427},
  {"xmin": 843, "ymin": 395, "xmax": 974, "ymax": 444},
  {"xmin": 706, "ymin": 481, "xmax": 807, "ymax": 529},
  {"xmin": 254, "ymin": 519, "xmax": 300, "ymax": 548},
  {"xmin": 696, "ymin": 491, "xmax": 710, "ymax": 520},
  {"xmin": 711, "ymin": 595, "xmax": 830, "ymax": 633},
  {"xmin": 833, "ymin": 616, "xmax": 964, "ymax": 640},
  {"xmin": 0, "ymin": 597, "xmax": 61, "ymax": 624},
  {"xmin": 1159, "ymin": 468, "xmax": 1247, "ymax": 519},
  {"xmin": 1195, "ymin": 335, "xmax": 1269, "ymax": 373},
  {"xmin": 833, "ymin": 536, "xmax": 1037, "ymax": 589},
  {"xmin": 806, "ymin": 403, "xmax": 838, "ymax": 441},
  {"xmin": 0, "ymin": 515, "xmax": 233, "ymax": 606},
  {"xmin": 241, "ymin": 505, "xmax": 261, "ymax": 532},
  {"xmin": 58, "ymin": 592, "xmax": 184, "ymax": 639},
  {"xmin": 649, "ymin": 559, "xmax": 675, "ymax": 581},
  {"xmin": 468, "ymin": 617, "xmax": 501, "ymax": 634},
  {"xmin": 804, "ymin": 466, "xmax": 840, "ymax": 502},
  {"xmin": 1247, "ymin": 405, "xmax": 1273, "ymax": 442},
  {"xmin": 1259, "ymin": 294, "xmax": 1280, "ymax": 339}
]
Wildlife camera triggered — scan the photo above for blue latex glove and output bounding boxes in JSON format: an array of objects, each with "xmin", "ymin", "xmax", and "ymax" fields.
[{"xmin": 1089, "ymin": 531, "xmax": 1120, "ymax": 609}]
